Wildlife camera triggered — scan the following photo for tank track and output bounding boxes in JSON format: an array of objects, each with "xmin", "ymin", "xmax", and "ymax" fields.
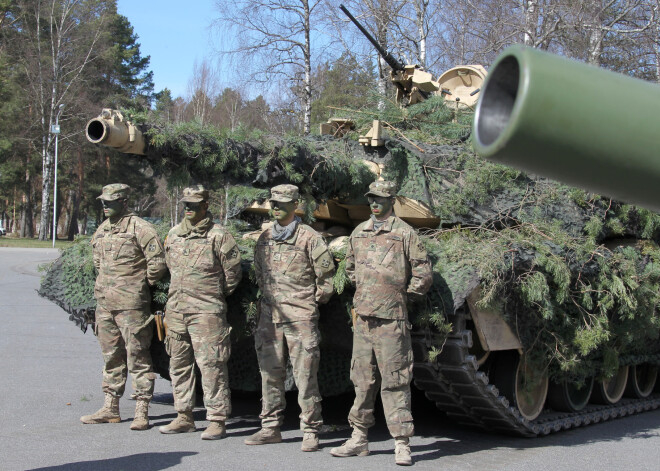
[{"xmin": 411, "ymin": 309, "xmax": 660, "ymax": 437}]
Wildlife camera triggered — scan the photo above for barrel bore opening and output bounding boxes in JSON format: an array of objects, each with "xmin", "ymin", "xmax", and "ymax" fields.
[
  {"xmin": 86, "ymin": 120, "xmax": 106, "ymax": 143},
  {"xmin": 476, "ymin": 56, "xmax": 520, "ymax": 147}
]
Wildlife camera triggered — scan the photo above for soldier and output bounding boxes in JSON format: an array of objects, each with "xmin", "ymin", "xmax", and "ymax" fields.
[
  {"xmin": 245, "ymin": 184, "xmax": 335, "ymax": 452},
  {"xmin": 158, "ymin": 185, "xmax": 242, "ymax": 439},
  {"xmin": 81, "ymin": 183, "xmax": 167, "ymax": 430},
  {"xmin": 330, "ymin": 181, "xmax": 432, "ymax": 466}
]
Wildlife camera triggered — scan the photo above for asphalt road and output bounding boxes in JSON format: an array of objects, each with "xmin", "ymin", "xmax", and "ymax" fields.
[{"xmin": 1, "ymin": 247, "xmax": 659, "ymax": 471}]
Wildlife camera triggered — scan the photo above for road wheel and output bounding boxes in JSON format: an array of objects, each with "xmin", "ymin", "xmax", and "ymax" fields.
[
  {"xmin": 489, "ymin": 351, "xmax": 548, "ymax": 421},
  {"xmin": 547, "ymin": 377, "xmax": 594, "ymax": 412},
  {"xmin": 591, "ymin": 365, "xmax": 629, "ymax": 405},
  {"xmin": 624, "ymin": 363, "xmax": 658, "ymax": 399}
]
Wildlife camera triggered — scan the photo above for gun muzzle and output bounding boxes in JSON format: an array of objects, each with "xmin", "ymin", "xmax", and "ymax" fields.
[
  {"xmin": 473, "ymin": 45, "xmax": 660, "ymax": 212},
  {"xmin": 86, "ymin": 109, "xmax": 146, "ymax": 155}
]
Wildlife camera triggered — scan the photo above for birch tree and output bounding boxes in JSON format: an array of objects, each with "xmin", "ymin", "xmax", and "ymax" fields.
[
  {"xmin": 187, "ymin": 59, "xmax": 219, "ymax": 125},
  {"xmin": 17, "ymin": 0, "xmax": 111, "ymax": 240},
  {"xmin": 215, "ymin": 0, "xmax": 323, "ymax": 134}
]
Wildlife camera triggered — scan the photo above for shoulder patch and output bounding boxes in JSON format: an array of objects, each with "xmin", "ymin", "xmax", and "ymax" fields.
[
  {"xmin": 221, "ymin": 241, "xmax": 240, "ymax": 259},
  {"xmin": 311, "ymin": 243, "xmax": 328, "ymax": 260}
]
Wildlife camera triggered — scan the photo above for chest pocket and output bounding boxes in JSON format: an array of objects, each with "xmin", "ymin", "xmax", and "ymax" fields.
[
  {"xmin": 189, "ymin": 239, "xmax": 214, "ymax": 268},
  {"xmin": 352, "ymin": 233, "xmax": 371, "ymax": 256},
  {"xmin": 112, "ymin": 233, "xmax": 139, "ymax": 261},
  {"xmin": 277, "ymin": 245, "xmax": 305, "ymax": 279},
  {"xmin": 380, "ymin": 235, "xmax": 404, "ymax": 268}
]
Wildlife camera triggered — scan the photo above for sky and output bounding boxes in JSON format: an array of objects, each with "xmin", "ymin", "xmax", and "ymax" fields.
[{"xmin": 116, "ymin": 0, "xmax": 220, "ymax": 99}]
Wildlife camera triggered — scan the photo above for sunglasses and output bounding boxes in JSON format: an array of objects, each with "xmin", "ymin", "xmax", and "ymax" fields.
[
  {"xmin": 367, "ymin": 196, "xmax": 390, "ymax": 204},
  {"xmin": 101, "ymin": 199, "xmax": 124, "ymax": 207}
]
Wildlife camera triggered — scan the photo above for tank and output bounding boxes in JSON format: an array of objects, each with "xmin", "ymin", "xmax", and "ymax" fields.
[{"xmin": 39, "ymin": 55, "xmax": 660, "ymax": 436}]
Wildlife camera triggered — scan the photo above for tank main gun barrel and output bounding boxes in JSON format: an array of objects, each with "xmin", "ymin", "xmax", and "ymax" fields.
[
  {"xmin": 473, "ymin": 45, "xmax": 660, "ymax": 213},
  {"xmin": 86, "ymin": 109, "xmax": 146, "ymax": 155},
  {"xmin": 339, "ymin": 4, "xmax": 404, "ymax": 72}
]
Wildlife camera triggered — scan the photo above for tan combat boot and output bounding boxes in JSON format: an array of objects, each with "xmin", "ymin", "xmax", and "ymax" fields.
[
  {"xmin": 159, "ymin": 411, "xmax": 196, "ymax": 434},
  {"xmin": 130, "ymin": 399, "xmax": 150, "ymax": 431},
  {"xmin": 329, "ymin": 426, "xmax": 369, "ymax": 457},
  {"xmin": 394, "ymin": 437, "xmax": 413, "ymax": 466},
  {"xmin": 201, "ymin": 421, "xmax": 226, "ymax": 440},
  {"xmin": 301, "ymin": 432, "xmax": 319, "ymax": 452},
  {"xmin": 80, "ymin": 393, "xmax": 121, "ymax": 424},
  {"xmin": 244, "ymin": 427, "xmax": 282, "ymax": 445}
]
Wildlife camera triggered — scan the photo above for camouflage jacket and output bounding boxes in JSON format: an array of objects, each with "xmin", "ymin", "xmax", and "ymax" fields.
[
  {"xmin": 92, "ymin": 213, "xmax": 167, "ymax": 311},
  {"xmin": 345, "ymin": 215, "xmax": 432, "ymax": 320},
  {"xmin": 254, "ymin": 223, "xmax": 335, "ymax": 323},
  {"xmin": 165, "ymin": 223, "xmax": 242, "ymax": 314}
]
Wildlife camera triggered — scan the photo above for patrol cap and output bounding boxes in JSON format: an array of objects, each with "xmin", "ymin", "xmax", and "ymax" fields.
[
  {"xmin": 269, "ymin": 184, "xmax": 299, "ymax": 203},
  {"xmin": 97, "ymin": 183, "xmax": 130, "ymax": 201},
  {"xmin": 365, "ymin": 180, "xmax": 397, "ymax": 198},
  {"xmin": 180, "ymin": 184, "xmax": 209, "ymax": 203}
]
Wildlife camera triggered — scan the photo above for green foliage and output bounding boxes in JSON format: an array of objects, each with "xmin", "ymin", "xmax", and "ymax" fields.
[
  {"xmin": 311, "ymin": 53, "xmax": 377, "ymax": 126},
  {"xmin": 39, "ymin": 237, "xmax": 97, "ymax": 311},
  {"xmin": 336, "ymin": 94, "xmax": 471, "ymax": 144},
  {"xmin": 226, "ymin": 185, "xmax": 270, "ymax": 219},
  {"xmin": 146, "ymin": 121, "xmax": 255, "ymax": 188},
  {"xmin": 424, "ymin": 216, "xmax": 660, "ymax": 383}
]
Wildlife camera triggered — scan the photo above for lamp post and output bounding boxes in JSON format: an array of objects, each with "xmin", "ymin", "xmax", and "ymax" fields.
[{"xmin": 51, "ymin": 104, "xmax": 64, "ymax": 248}]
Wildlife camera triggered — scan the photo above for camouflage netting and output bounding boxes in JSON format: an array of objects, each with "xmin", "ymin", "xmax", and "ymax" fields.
[{"xmin": 40, "ymin": 100, "xmax": 660, "ymax": 392}]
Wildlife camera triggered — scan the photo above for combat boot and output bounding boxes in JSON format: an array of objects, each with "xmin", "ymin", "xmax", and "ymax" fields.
[
  {"xmin": 80, "ymin": 393, "xmax": 121, "ymax": 424},
  {"xmin": 301, "ymin": 432, "xmax": 319, "ymax": 452},
  {"xmin": 159, "ymin": 411, "xmax": 196, "ymax": 434},
  {"xmin": 201, "ymin": 421, "xmax": 226, "ymax": 440},
  {"xmin": 244, "ymin": 427, "xmax": 282, "ymax": 445},
  {"xmin": 394, "ymin": 437, "xmax": 413, "ymax": 466},
  {"xmin": 329, "ymin": 426, "xmax": 369, "ymax": 457},
  {"xmin": 130, "ymin": 399, "xmax": 150, "ymax": 431}
]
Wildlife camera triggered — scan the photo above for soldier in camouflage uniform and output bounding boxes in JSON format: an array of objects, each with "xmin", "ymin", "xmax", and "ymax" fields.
[
  {"xmin": 159, "ymin": 185, "xmax": 242, "ymax": 440},
  {"xmin": 244, "ymin": 184, "xmax": 335, "ymax": 452},
  {"xmin": 81, "ymin": 183, "xmax": 167, "ymax": 431},
  {"xmin": 330, "ymin": 181, "xmax": 432, "ymax": 466}
]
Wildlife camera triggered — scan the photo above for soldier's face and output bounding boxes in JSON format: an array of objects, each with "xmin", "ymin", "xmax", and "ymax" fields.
[
  {"xmin": 102, "ymin": 199, "xmax": 125, "ymax": 219},
  {"xmin": 270, "ymin": 201, "xmax": 296, "ymax": 223},
  {"xmin": 184, "ymin": 201, "xmax": 208, "ymax": 223},
  {"xmin": 368, "ymin": 196, "xmax": 394, "ymax": 219}
]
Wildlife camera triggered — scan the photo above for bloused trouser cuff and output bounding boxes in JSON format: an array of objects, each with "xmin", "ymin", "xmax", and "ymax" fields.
[
  {"xmin": 348, "ymin": 315, "xmax": 414, "ymax": 438},
  {"xmin": 96, "ymin": 305, "xmax": 156, "ymax": 400},
  {"xmin": 165, "ymin": 310, "xmax": 232, "ymax": 421},
  {"xmin": 255, "ymin": 317, "xmax": 323, "ymax": 432}
]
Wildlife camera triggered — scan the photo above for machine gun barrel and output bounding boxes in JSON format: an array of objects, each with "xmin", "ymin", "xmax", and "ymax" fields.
[
  {"xmin": 473, "ymin": 45, "xmax": 660, "ymax": 213},
  {"xmin": 339, "ymin": 4, "xmax": 404, "ymax": 72}
]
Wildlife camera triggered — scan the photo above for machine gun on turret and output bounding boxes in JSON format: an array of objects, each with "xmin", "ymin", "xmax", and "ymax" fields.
[{"xmin": 340, "ymin": 4, "xmax": 441, "ymax": 106}]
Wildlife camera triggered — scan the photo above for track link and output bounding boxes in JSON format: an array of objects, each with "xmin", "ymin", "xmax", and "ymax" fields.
[{"xmin": 411, "ymin": 311, "xmax": 660, "ymax": 437}]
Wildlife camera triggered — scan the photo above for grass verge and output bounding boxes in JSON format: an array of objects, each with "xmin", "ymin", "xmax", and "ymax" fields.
[{"xmin": 0, "ymin": 237, "xmax": 75, "ymax": 249}]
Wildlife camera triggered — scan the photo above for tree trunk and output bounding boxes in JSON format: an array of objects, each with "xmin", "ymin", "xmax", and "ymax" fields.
[
  {"xmin": 20, "ymin": 151, "xmax": 34, "ymax": 238},
  {"xmin": 66, "ymin": 187, "xmax": 79, "ymax": 240},
  {"xmin": 302, "ymin": 0, "xmax": 312, "ymax": 135},
  {"xmin": 79, "ymin": 212, "xmax": 88, "ymax": 236},
  {"xmin": 656, "ymin": 22, "xmax": 660, "ymax": 83},
  {"xmin": 20, "ymin": 191, "xmax": 34, "ymax": 238},
  {"xmin": 524, "ymin": 0, "xmax": 538, "ymax": 46},
  {"xmin": 587, "ymin": 1, "xmax": 603, "ymax": 66}
]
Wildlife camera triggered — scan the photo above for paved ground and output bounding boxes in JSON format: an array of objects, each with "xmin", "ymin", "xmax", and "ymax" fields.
[{"xmin": 1, "ymin": 247, "xmax": 659, "ymax": 471}]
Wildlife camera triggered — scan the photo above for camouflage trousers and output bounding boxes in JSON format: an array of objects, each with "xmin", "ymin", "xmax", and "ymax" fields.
[
  {"xmin": 165, "ymin": 310, "xmax": 232, "ymax": 421},
  {"xmin": 95, "ymin": 305, "xmax": 156, "ymax": 400},
  {"xmin": 348, "ymin": 315, "xmax": 414, "ymax": 438},
  {"xmin": 255, "ymin": 315, "xmax": 323, "ymax": 432}
]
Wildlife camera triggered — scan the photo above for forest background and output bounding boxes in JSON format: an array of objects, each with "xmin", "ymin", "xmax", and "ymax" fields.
[{"xmin": 0, "ymin": 0, "xmax": 659, "ymax": 240}]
